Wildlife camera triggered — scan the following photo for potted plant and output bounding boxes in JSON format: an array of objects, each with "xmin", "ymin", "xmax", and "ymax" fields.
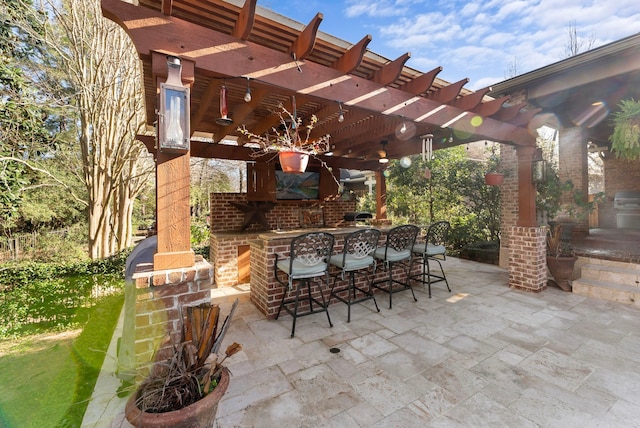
[
  {"xmin": 125, "ymin": 300, "xmax": 240, "ymax": 428},
  {"xmin": 546, "ymin": 224, "xmax": 577, "ymax": 292},
  {"xmin": 610, "ymin": 98, "xmax": 640, "ymax": 160},
  {"xmin": 238, "ymin": 101, "xmax": 331, "ymax": 174},
  {"xmin": 484, "ymin": 144, "xmax": 505, "ymax": 185}
]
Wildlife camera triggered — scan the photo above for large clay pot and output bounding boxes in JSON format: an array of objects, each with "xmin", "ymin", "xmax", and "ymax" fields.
[
  {"xmin": 546, "ymin": 255, "xmax": 577, "ymax": 292},
  {"xmin": 125, "ymin": 368, "xmax": 229, "ymax": 428},
  {"xmin": 279, "ymin": 151, "xmax": 309, "ymax": 173},
  {"xmin": 484, "ymin": 173, "xmax": 504, "ymax": 186}
]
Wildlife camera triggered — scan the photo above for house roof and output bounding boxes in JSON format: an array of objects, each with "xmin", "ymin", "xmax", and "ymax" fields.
[
  {"xmin": 102, "ymin": 0, "xmax": 538, "ymax": 170},
  {"xmin": 489, "ymin": 32, "xmax": 640, "ymax": 151}
]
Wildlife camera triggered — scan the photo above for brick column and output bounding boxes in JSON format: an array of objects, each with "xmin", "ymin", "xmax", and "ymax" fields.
[
  {"xmin": 129, "ymin": 256, "xmax": 213, "ymax": 376},
  {"xmin": 508, "ymin": 226, "xmax": 547, "ymax": 292}
]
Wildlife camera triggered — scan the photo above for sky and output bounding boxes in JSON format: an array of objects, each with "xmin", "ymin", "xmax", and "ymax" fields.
[{"xmin": 260, "ymin": 0, "xmax": 640, "ymax": 90}]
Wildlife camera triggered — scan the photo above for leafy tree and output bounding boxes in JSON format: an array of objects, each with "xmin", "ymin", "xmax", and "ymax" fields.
[{"xmin": 385, "ymin": 145, "xmax": 501, "ymax": 252}]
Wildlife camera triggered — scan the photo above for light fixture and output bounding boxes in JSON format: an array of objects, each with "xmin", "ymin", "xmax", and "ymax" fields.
[
  {"xmin": 215, "ymin": 84, "xmax": 233, "ymax": 126},
  {"xmin": 243, "ymin": 77, "xmax": 252, "ymax": 103},
  {"xmin": 158, "ymin": 55, "xmax": 190, "ymax": 152},
  {"xmin": 379, "ymin": 140, "xmax": 389, "ymax": 164},
  {"xmin": 400, "ymin": 122, "xmax": 407, "ymax": 134},
  {"xmin": 337, "ymin": 102, "xmax": 345, "ymax": 123},
  {"xmin": 532, "ymin": 147, "xmax": 546, "ymax": 183}
]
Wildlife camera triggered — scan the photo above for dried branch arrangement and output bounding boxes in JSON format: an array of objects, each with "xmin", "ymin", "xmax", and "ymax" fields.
[{"xmin": 133, "ymin": 300, "xmax": 241, "ymax": 413}]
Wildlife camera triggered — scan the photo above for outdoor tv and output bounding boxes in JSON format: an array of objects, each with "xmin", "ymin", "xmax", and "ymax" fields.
[{"xmin": 275, "ymin": 170, "xmax": 320, "ymax": 200}]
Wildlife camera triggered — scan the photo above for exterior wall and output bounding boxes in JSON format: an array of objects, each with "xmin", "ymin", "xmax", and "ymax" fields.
[
  {"xmin": 129, "ymin": 257, "xmax": 213, "ymax": 375},
  {"xmin": 508, "ymin": 226, "xmax": 547, "ymax": 292},
  {"xmin": 600, "ymin": 157, "xmax": 640, "ymax": 228},
  {"xmin": 558, "ymin": 127, "xmax": 589, "ymax": 232}
]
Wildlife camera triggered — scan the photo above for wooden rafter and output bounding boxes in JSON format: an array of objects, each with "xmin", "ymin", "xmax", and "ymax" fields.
[
  {"xmin": 231, "ymin": 0, "xmax": 257, "ymax": 40},
  {"xmin": 397, "ymin": 67, "xmax": 442, "ymax": 95},
  {"xmin": 426, "ymin": 78, "xmax": 469, "ymax": 104},
  {"xmin": 332, "ymin": 35, "xmax": 371, "ymax": 74},
  {"xmin": 450, "ymin": 87, "xmax": 491, "ymax": 110},
  {"xmin": 288, "ymin": 12, "xmax": 323, "ymax": 60},
  {"xmin": 371, "ymin": 53, "xmax": 411, "ymax": 86},
  {"xmin": 473, "ymin": 95, "xmax": 509, "ymax": 117}
]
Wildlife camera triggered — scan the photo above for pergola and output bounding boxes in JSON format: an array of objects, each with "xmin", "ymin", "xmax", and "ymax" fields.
[{"xmin": 102, "ymin": 0, "xmax": 540, "ymax": 271}]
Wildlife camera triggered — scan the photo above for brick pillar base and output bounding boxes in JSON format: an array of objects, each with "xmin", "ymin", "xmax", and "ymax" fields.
[
  {"xmin": 508, "ymin": 226, "xmax": 547, "ymax": 292},
  {"xmin": 124, "ymin": 256, "xmax": 213, "ymax": 379}
]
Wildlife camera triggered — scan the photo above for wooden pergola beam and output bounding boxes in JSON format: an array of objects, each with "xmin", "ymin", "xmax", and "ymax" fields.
[{"xmin": 102, "ymin": 0, "xmax": 536, "ymax": 146}]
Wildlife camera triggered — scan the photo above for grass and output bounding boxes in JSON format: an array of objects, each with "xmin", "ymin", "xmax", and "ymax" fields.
[{"xmin": 0, "ymin": 293, "xmax": 124, "ymax": 428}]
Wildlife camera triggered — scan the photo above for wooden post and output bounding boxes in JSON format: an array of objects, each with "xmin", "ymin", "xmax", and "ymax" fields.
[
  {"xmin": 516, "ymin": 145, "xmax": 537, "ymax": 227},
  {"xmin": 375, "ymin": 170, "xmax": 387, "ymax": 220},
  {"xmin": 152, "ymin": 52, "xmax": 196, "ymax": 270}
]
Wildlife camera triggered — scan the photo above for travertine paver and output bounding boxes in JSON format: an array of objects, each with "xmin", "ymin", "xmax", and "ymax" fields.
[{"xmin": 82, "ymin": 257, "xmax": 640, "ymax": 428}]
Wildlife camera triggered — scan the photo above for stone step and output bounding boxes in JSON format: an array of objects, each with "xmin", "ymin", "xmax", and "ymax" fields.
[
  {"xmin": 580, "ymin": 263, "xmax": 640, "ymax": 287},
  {"xmin": 572, "ymin": 277, "xmax": 640, "ymax": 307}
]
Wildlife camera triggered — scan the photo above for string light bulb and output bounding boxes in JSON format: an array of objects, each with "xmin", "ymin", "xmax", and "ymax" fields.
[
  {"xmin": 338, "ymin": 102, "xmax": 345, "ymax": 122},
  {"xmin": 243, "ymin": 77, "xmax": 252, "ymax": 103}
]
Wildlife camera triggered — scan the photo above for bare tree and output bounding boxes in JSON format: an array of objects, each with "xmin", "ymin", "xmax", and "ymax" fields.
[
  {"xmin": 563, "ymin": 20, "xmax": 596, "ymax": 58},
  {"xmin": 504, "ymin": 56, "xmax": 519, "ymax": 79},
  {"xmin": 16, "ymin": 0, "xmax": 153, "ymax": 258}
]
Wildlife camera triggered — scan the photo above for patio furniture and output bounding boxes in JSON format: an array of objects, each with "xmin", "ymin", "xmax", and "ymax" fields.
[
  {"xmin": 411, "ymin": 221, "xmax": 451, "ymax": 298},
  {"xmin": 329, "ymin": 228, "xmax": 381, "ymax": 322},
  {"xmin": 371, "ymin": 224, "xmax": 420, "ymax": 309},
  {"xmin": 274, "ymin": 232, "xmax": 335, "ymax": 337}
]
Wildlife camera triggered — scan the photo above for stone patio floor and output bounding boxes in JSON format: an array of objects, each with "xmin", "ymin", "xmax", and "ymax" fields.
[{"xmin": 83, "ymin": 257, "xmax": 640, "ymax": 427}]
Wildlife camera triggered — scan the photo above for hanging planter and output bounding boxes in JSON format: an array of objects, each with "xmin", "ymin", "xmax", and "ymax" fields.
[
  {"xmin": 484, "ymin": 172, "xmax": 504, "ymax": 186},
  {"xmin": 279, "ymin": 151, "xmax": 309, "ymax": 173},
  {"xmin": 610, "ymin": 98, "xmax": 640, "ymax": 160}
]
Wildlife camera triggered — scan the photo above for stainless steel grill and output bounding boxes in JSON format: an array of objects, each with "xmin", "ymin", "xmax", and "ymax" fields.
[{"xmin": 614, "ymin": 191, "xmax": 640, "ymax": 229}]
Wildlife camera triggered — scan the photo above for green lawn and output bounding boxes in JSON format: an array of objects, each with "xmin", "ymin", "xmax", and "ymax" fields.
[{"xmin": 0, "ymin": 294, "xmax": 124, "ymax": 428}]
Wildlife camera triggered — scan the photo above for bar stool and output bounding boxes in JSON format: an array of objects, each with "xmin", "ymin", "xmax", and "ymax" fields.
[
  {"xmin": 371, "ymin": 224, "xmax": 420, "ymax": 309},
  {"xmin": 329, "ymin": 228, "xmax": 381, "ymax": 322},
  {"xmin": 274, "ymin": 232, "xmax": 335, "ymax": 337},
  {"xmin": 411, "ymin": 221, "xmax": 451, "ymax": 297}
]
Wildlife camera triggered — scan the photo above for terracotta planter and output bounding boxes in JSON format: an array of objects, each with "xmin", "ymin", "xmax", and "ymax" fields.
[
  {"xmin": 279, "ymin": 151, "xmax": 309, "ymax": 173},
  {"xmin": 546, "ymin": 255, "xmax": 577, "ymax": 292},
  {"xmin": 484, "ymin": 173, "xmax": 504, "ymax": 186},
  {"xmin": 125, "ymin": 368, "xmax": 229, "ymax": 428}
]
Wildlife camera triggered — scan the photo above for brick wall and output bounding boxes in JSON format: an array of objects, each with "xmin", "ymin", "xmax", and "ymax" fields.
[
  {"xmin": 130, "ymin": 257, "xmax": 213, "ymax": 374},
  {"xmin": 600, "ymin": 157, "xmax": 640, "ymax": 228},
  {"xmin": 210, "ymin": 193, "xmax": 357, "ymax": 232},
  {"xmin": 508, "ymin": 226, "xmax": 547, "ymax": 292},
  {"xmin": 558, "ymin": 127, "xmax": 589, "ymax": 231}
]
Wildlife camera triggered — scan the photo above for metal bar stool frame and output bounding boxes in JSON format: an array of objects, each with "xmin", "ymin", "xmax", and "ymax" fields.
[
  {"xmin": 329, "ymin": 228, "xmax": 381, "ymax": 322},
  {"xmin": 274, "ymin": 232, "xmax": 335, "ymax": 337},
  {"xmin": 411, "ymin": 221, "xmax": 451, "ymax": 298},
  {"xmin": 371, "ymin": 224, "xmax": 420, "ymax": 309}
]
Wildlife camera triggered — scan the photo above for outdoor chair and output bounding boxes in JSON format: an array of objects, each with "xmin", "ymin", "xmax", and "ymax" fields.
[
  {"xmin": 274, "ymin": 232, "xmax": 335, "ymax": 337},
  {"xmin": 329, "ymin": 228, "xmax": 381, "ymax": 322},
  {"xmin": 411, "ymin": 221, "xmax": 451, "ymax": 298},
  {"xmin": 371, "ymin": 224, "xmax": 420, "ymax": 309}
]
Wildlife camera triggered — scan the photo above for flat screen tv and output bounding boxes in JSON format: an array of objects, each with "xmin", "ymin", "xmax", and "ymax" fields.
[{"xmin": 275, "ymin": 170, "xmax": 320, "ymax": 200}]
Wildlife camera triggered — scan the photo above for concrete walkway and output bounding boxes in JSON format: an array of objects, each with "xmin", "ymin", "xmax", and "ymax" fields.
[{"xmin": 83, "ymin": 257, "xmax": 640, "ymax": 427}]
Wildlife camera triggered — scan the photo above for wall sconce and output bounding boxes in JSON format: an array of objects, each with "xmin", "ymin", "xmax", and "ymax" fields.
[
  {"xmin": 379, "ymin": 140, "xmax": 389, "ymax": 164},
  {"xmin": 158, "ymin": 56, "xmax": 190, "ymax": 152},
  {"xmin": 532, "ymin": 147, "xmax": 546, "ymax": 183}
]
